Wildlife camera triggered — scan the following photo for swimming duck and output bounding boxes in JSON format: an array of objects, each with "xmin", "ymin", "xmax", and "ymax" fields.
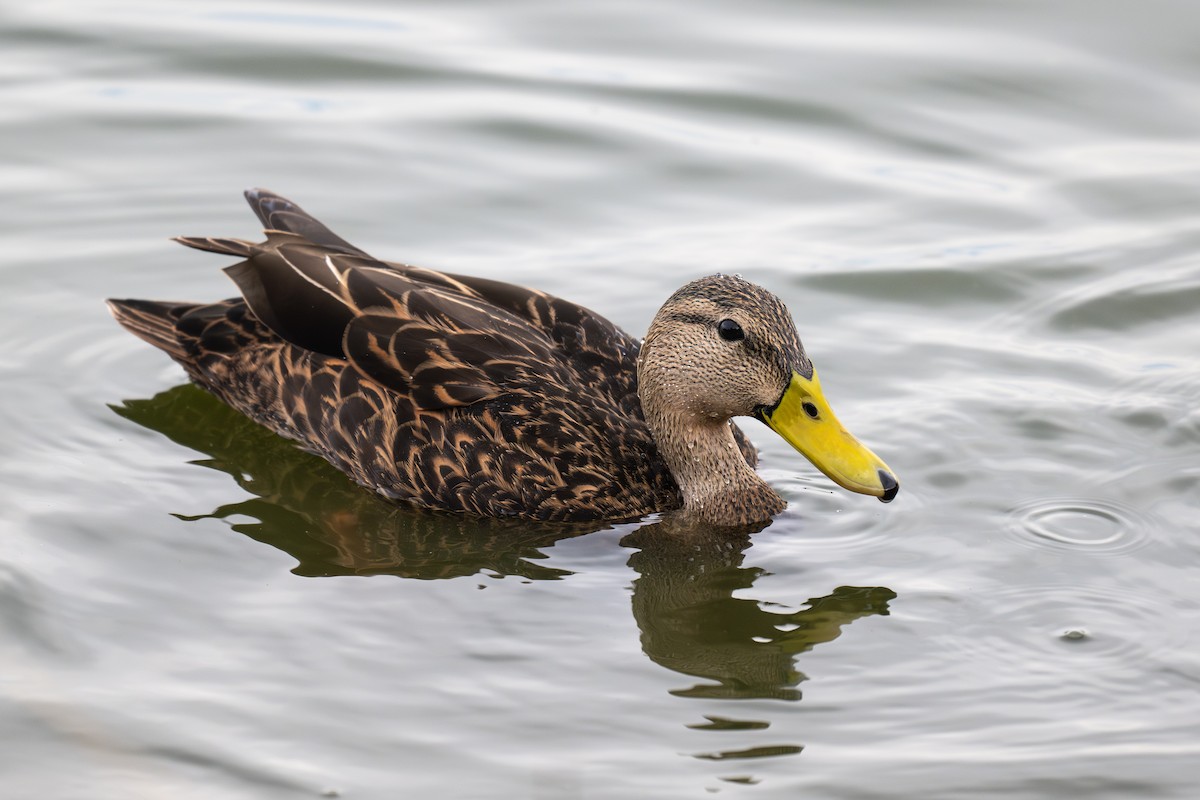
[{"xmin": 109, "ymin": 189, "xmax": 897, "ymax": 527}]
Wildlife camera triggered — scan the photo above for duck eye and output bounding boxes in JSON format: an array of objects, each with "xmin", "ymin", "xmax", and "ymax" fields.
[
  {"xmin": 802, "ymin": 401, "xmax": 820, "ymax": 419},
  {"xmin": 717, "ymin": 319, "xmax": 744, "ymax": 342}
]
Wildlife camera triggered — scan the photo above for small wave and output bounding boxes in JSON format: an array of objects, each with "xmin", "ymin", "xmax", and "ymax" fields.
[
  {"xmin": 933, "ymin": 581, "xmax": 1181, "ymax": 677},
  {"xmin": 1007, "ymin": 497, "xmax": 1153, "ymax": 555}
]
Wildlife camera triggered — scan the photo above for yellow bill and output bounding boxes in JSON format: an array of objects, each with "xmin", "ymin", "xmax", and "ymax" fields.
[{"xmin": 757, "ymin": 369, "xmax": 899, "ymax": 503}]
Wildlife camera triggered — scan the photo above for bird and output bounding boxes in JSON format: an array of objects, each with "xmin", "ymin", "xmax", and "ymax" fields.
[{"xmin": 108, "ymin": 189, "xmax": 897, "ymax": 527}]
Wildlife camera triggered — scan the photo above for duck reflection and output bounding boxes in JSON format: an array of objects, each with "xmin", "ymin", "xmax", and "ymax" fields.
[
  {"xmin": 114, "ymin": 385, "xmax": 896, "ymax": 753},
  {"xmin": 622, "ymin": 522, "xmax": 896, "ymax": 702}
]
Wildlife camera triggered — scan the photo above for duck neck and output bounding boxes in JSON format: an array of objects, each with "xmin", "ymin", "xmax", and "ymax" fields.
[{"xmin": 639, "ymin": 379, "xmax": 785, "ymax": 527}]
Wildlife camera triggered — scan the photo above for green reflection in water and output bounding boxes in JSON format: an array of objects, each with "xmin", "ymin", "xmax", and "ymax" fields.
[
  {"xmin": 622, "ymin": 522, "xmax": 896, "ymax": 768},
  {"xmin": 114, "ymin": 383, "xmax": 897, "ymax": 771},
  {"xmin": 687, "ymin": 716, "xmax": 770, "ymax": 731},
  {"xmin": 623, "ymin": 524, "xmax": 896, "ymax": 702},
  {"xmin": 696, "ymin": 744, "xmax": 804, "ymax": 761}
]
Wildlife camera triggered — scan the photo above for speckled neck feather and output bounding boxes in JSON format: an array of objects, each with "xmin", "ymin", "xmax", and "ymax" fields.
[
  {"xmin": 637, "ymin": 274, "xmax": 802, "ymax": 526},
  {"xmin": 637, "ymin": 388, "xmax": 785, "ymax": 526}
]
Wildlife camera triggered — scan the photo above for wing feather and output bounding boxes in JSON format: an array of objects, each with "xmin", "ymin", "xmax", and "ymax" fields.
[
  {"xmin": 342, "ymin": 295, "xmax": 562, "ymax": 409},
  {"xmin": 244, "ymin": 188, "xmax": 364, "ymax": 254}
]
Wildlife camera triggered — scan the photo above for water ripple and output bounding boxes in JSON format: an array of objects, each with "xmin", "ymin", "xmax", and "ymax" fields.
[
  {"xmin": 1007, "ymin": 497, "xmax": 1153, "ymax": 555},
  {"xmin": 941, "ymin": 581, "xmax": 1182, "ymax": 675}
]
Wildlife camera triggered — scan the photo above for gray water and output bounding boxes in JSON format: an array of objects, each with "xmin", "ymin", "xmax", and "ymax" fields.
[{"xmin": 4, "ymin": 1, "xmax": 1200, "ymax": 797}]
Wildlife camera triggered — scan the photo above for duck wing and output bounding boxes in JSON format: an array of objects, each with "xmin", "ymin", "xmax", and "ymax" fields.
[
  {"xmin": 177, "ymin": 189, "xmax": 642, "ymax": 412},
  {"xmin": 208, "ymin": 231, "xmax": 575, "ymax": 412},
  {"xmin": 244, "ymin": 187, "xmax": 363, "ymax": 254}
]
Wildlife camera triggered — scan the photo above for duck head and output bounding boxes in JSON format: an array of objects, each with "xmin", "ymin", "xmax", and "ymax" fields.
[{"xmin": 637, "ymin": 274, "xmax": 898, "ymax": 516}]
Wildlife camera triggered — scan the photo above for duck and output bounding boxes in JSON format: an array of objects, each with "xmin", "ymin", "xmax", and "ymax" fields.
[{"xmin": 108, "ymin": 189, "xmax": 897, "ymax": 527}]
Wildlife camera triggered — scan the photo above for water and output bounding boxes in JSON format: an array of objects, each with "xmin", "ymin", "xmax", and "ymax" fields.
[{"xmin": 3, "ymin": 0, "xmax": 1199, "ymax": 797}]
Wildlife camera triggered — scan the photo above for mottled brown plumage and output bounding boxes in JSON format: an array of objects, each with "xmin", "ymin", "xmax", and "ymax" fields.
[{"xmin": 108, "ymin": 190, "xmax": 848, "ymax": 526}]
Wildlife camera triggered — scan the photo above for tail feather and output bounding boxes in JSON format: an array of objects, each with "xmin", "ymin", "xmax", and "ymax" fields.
[
  {"xmin": 107, "ymin": 298, "xmax": 193, "ymax": 360},
  {"xmin": 113, "ymin": 188, "xmax": 361, "ymax": 364},
  {"xmin": 173, "ymin": 236, "xmax": 255, "ymax": 257}
]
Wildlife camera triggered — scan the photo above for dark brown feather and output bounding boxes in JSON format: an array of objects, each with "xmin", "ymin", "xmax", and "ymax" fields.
[{"xmin": 244, "ymin": 187, "xmax": 364, "ymax": 254}]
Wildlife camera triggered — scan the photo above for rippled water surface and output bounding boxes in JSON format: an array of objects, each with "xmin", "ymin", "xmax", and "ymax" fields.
[{"xmin": 4, "ymin": 1, "xmax": 1200, "ymax": 797}]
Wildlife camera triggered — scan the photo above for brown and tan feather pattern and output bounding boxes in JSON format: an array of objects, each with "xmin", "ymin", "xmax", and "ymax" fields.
[{"xmin": 110, "ymin": 189, "xmax": 762, "ymax": 522}]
